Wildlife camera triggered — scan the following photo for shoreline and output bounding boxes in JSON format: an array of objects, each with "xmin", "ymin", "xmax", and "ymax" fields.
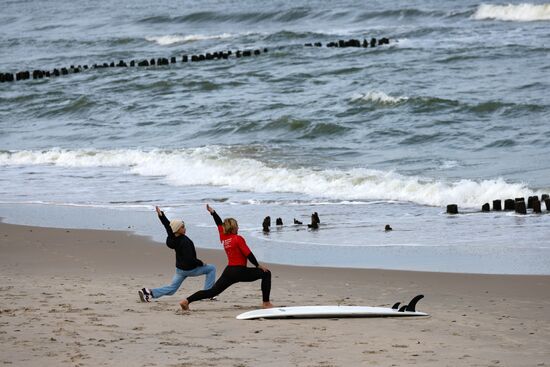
[
  {"xmin": 2, "ymin": 202, "xmax": 549, "ymax": 276},
  {"xmin": 3, "ymin": 217, "xmax": 549, "ymax": 280},
  {"xmin": 1, "ymin": 221, "xmax": 550, "ymax": 366}
]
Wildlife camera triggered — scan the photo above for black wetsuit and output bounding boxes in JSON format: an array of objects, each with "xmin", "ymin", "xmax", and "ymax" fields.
[{"xmin": 186, "ymin": 211, "xmax": 271, "ymax": 303}]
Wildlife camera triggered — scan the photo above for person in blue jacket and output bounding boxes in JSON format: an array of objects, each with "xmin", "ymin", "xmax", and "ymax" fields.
[{"xmin": 138, "ymin": 206, "xmax": 216, "ymax": 302}]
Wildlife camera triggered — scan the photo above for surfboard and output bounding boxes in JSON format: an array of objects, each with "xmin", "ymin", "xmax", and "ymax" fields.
[{"xmin": 236, "ymin": 295, "xmax": 428, "ymax": 320}]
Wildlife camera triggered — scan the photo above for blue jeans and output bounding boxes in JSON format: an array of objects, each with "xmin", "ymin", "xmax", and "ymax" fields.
[{"xmin": 151, "ymin": 264, "xmax": 216, "ymax": 299}]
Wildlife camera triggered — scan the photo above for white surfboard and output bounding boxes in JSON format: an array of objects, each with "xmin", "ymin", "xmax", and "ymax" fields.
[{"xmin": 237, "ymin": 295, "xmax": 428, "ymax": 320}]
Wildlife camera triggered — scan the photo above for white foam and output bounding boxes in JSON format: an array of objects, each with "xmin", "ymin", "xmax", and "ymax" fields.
[
  {"xmin": 472, "ymin": 3, "xmax": 550, "ymax": 22},
  {"xmin": 351, "ymin": 91, "xmax": 409, "ymax": 104},
  {"xmin": 441, "ymin": 160, "xmax": 459, "ymax": 169},
  {"xmin": 145, "ymin": 33, "xmax": 233, "ymax": 45},
  {"xmin": 0, "ymin": 148, "xmax": 537, "ymax": 208},
  {"xmin": 0, "ymin": 200, "xmax": 151, "ymax": 210}
]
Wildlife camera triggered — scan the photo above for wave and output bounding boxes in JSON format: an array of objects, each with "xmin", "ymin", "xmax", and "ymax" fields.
[
  {"xmin": 472, "ymin": 3, "xmax": 550, "ymax": 22},
  {"xmin": 350, "ymin": 92, "xmax": 459, "ymax": 112},
  {"xmin": 145, "ymin": 33, "xmax": 233, "ymax": 45},
  {"xmin": 350, "ymin": 91, "xmax": 409, "ymax": 105},
  {"xmin": 139, "ymin": 9, "xmax": 312, "ymax": 25},
  {"xmin": 0, "ymin": 148, "xmax": 539, "ymax": 209},
  {"xmin": 483, "ymin": 139, "xmax": 517, "ymax": 148},
  {"xmin": 350, "ymin": 92, "xmax": 547, "ymax": 115},
  {"xmin": 36, "ymin": 96, "xmax": 96, "ymax": 117},
  {"xmin": 264, "ymin": 30, "xmax": 326, "ymax": 42},
  {"xmin": 354, "ymin": 8, "xmax": 446, "ymax": 22}
]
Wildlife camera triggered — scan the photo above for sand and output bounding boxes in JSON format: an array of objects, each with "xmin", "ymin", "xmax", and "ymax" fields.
[{"xmin": 1, "ymin": 221, "xmax": 549, "ymax": 366}]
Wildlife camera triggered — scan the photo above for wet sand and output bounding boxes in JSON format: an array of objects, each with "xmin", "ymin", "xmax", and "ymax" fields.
[{"xmin": 1, "ymin": 221, "xmax": 549, "ymax": 366}]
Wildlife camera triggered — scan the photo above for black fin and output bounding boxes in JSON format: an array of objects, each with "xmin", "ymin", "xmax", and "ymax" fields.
[
  {"xmin": 398, "ymin": 305, "xmax": 408, "ymax": 312},
  {"xmin": 405, "ymin": 294, "xmax": 424, "ymax": 312},
  {"xmin": 392, "ymin": 302, "xmax": 401, "ymax": 310}
]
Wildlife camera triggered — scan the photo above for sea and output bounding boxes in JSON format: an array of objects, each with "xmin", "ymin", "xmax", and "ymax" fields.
[{"xmin": 1, "ymin": 0, "xmax": 549, "ymax": 274}]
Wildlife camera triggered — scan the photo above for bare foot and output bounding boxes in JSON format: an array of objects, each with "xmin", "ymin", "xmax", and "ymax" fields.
[
  {"xmin": 262, "ymin": 302, "xmax": 275, "ymax": 309},
  {"xmin": 179, "ymin": 299, "xmax": 189, "ymax": 312}
]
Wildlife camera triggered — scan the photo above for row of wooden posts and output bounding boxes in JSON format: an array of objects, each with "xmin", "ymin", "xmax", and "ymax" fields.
[
  {"xmin": 262, "ymin": 212, "xmax": 321, "ymax": 232},
  {"xmin": 447, "ymin": 194, "xmax": 550, "ymax": 215},
  {"xmin": 1, "ymin": 37, "xmax": 394, "ymax": 84},
  {"xmin": 0, "ymin": 48, "xmax": 269, "ymax": 83},
  {"xmin": 305, "ymin": 37, "xmax": 390, "ymax": 48}
]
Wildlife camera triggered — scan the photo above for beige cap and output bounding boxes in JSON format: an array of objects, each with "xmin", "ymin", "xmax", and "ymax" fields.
[{"xmin": 170, "ymin": 220, "xmax": 184, "ymax": 233}]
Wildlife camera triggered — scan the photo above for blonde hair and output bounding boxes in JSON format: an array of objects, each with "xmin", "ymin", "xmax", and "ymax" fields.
[{"xmin": 222, "ymin": 218, "xmax": 238, "ymax": 235}]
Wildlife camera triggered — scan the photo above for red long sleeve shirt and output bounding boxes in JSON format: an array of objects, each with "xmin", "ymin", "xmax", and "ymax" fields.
[{"xmin": 217, "ymin": 225, "xmax": 252, "ymax": 266}]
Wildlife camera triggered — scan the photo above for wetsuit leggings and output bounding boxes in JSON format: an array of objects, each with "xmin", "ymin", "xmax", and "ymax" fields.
[{"xmin": 187, "ymin": 265, "xmax": 271, "ymax": 303}]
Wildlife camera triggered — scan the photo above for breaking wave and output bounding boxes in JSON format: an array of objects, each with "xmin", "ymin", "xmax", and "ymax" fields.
[
  {"xmin": 350, "ymin": 91, "xmax": 409, "ymax": 105},
  {"xmin": 0, "ymin": 148, "xmax": 536, "ymax": 208},
  {"xmin": 472, "ymin": 3, "xmax": 550, "ymax": 22},
  {"xmin": 145, "ymin": 33, "xmax": 233, "ymax": 45}
]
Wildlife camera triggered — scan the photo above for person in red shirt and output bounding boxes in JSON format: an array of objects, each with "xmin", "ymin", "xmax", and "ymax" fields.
[{"xmin": 179, "ymin": 204, "xmax": 274, "ymax": 311}]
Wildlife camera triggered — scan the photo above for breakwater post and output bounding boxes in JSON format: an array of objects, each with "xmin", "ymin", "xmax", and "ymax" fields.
[
  {"xmin": 3, "ymin": 42, "xmax": 393, "ymax": 85},
  {"xmin": 504, "ymin": 199, "xmax": 515, "ymax": 210},
  {"xmin": 446, "ymin": 204, "xmax": 458, "ymax": 214},
  {"xmin": 308, "ymin": 212, "xmax": 320, "ymax": 229},
  {"xmin": 533, "ymin": 199, "xmax": 542, "ymax": 213},
  {"xmin": 527, "ymin": 196, "xmax": 538, "ymax": 209},
  {"xmin": 262, "ymin": 216, "xmax": 271, "ymax": 233},
  {"xmin": 515, "ymin": 199, "xmax": 527, "ymax": 214}
]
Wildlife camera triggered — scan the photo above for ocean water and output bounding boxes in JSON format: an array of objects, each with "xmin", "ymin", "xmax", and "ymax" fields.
[{"xmin": 1, "ymin": 0, "xmax": 549, "ymax": 274}]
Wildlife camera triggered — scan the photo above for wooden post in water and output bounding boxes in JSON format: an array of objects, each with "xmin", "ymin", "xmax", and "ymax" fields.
[
  {"xmin": 533, "ymin": 199, "xmax": 542, "ymax": 213},
  {"xmin": 481, "ymin": 203, "xmax": 490, "ymax": 212},
  {"xmin": 515, "ymin": 200, "xmax": 527, "ymax": 214},
  {"xmin": 262, "ymin": 216, "xmax": 270, "ymax": 233},
  {"xmin": 527, "ymin": 196, "xmax": 538, "ymax": 209},
  {"xmin": 492, "ymin": 199, "xmax": 502, "ymax": 211},
  {"xmin": 504, "ymin": 199, "xmax": 515, "ymax": 210},
  {"xmin": 446, "ymin": 204, "xmax": 458, "ymax": 214}
]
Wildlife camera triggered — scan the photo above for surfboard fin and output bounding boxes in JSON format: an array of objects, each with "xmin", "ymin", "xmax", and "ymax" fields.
[
  {"xmin": 391, "ymin": 302, "xmax": 400, "ymax": 310},
  {"xmin": 398, "ymin": 305, "xmax": 408, "ymax": 312},
  {"xmin": 405, "ymin": 294, "xmax": 424, "ymax": 312}
]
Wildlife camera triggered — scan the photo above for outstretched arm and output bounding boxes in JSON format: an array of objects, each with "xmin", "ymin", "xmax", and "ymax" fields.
[
  {"xmin": 206, "ymin": 204, "xmax": 223, "ymax": 226},
  {"xmin": 156, "ymin": 206, "xmax": 174, "ymax": 238}
]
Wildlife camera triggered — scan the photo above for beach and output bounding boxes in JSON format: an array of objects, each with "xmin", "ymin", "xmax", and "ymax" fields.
[
  {"xmin": 1, "ymin": 220, "xmax": 549, "ymax": 367},
  {"xmin": 2, "ymin": 1, "xmax": 550, "ymax": 364}
]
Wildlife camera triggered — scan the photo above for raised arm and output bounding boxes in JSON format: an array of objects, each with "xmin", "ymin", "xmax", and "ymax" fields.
[
  {"xmin": 156, "ymin": 206, "xmax": 175, "ymax": 238},
  {"xmin": 206, "ymin": 204, "xmax": 223, "ymax": 226}
]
